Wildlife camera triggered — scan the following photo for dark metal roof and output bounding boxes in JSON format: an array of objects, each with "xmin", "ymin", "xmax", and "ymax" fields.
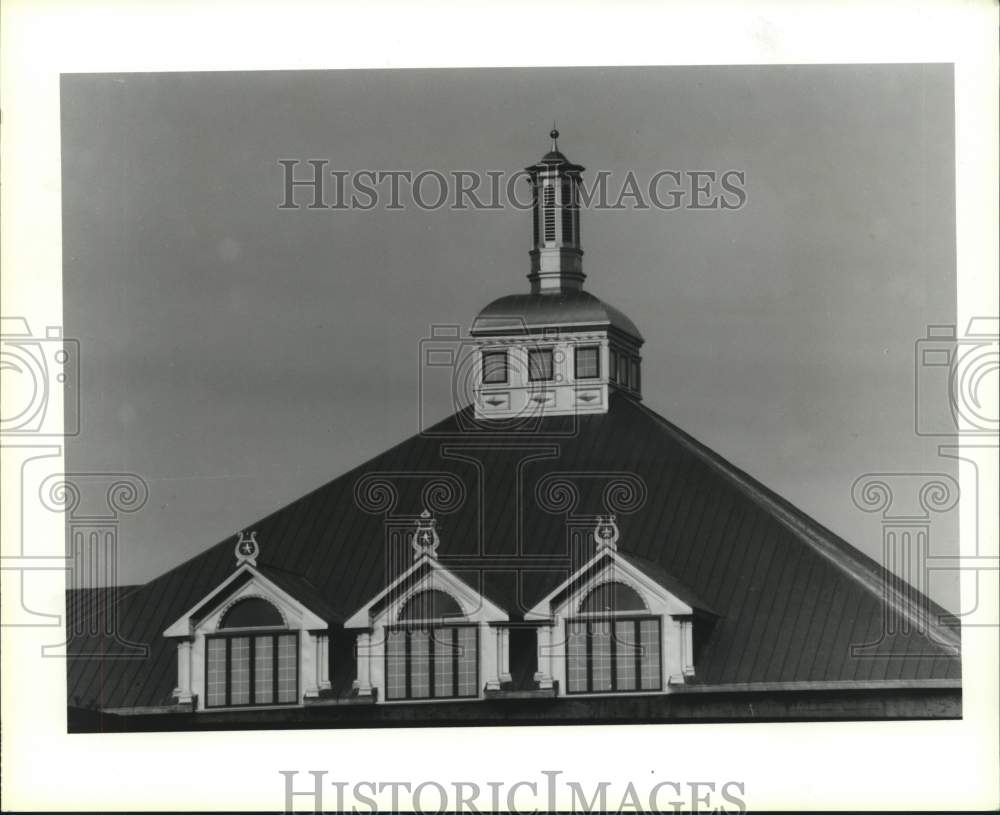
[
  {"xmin": 66, "ymin": 393, "xmax": 959, "ymax": 709},
  {"xmin": 472, "ymin": 290, "xmax": 644, "ymax": 341}
]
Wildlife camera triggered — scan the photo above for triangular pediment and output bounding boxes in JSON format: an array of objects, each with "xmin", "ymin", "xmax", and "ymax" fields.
[
  {"xmin": 344, "ymin": 555, "xmax": 509, "ymax": 628},
  {"xmin": 163, "ymin": 564, "xmax": 332, "ymax": 638}
]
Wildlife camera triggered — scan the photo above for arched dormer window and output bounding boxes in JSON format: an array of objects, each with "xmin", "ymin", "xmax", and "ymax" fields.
[
  {"xmin": 398, "ymin": 589, "xmax": 464, "ymax": 622},
  {"xmin": 578, "ymin": 581, "xmax": 646, "ymax": 614},
  {"xmin": 206, "ymin": 596, "xmax": 298, "ymax": 708},
  {"xmin": 386, "ymin": 589, "xmax": 477, "ymax": 701},
  {"xmin": 567, "ymin": 581, "xmax": 661, "ymax": 694},
  {"xmin": 220, "ymin": 597, "xmax": 285, "ymax": 628}
]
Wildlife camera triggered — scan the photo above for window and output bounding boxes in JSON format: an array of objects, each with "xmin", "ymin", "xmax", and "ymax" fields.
[
  {"xmin": 543, "ymin": 185, "xmax": 556, "ymax": 242},
  {"xmin": 575, "ymin": 346, "xmax": 600, "ymax": 380},
  {"xmin": 630, "ymin": 358, "xmax": 640, "ymax": 392},
  {"xmin": 566, "ymin": 582, "xmax": 660, "ymax": 694},
  {"xmin": 386, "ymin": 590, "xmax": 477, "ymax": 701},
  {"xmin": 528, "ymin": 348, "xmax": 554, "ymax": 382},
  {"xmin": 617, "ymin": 353, "xmax": 630, "ymax": 388},
  {"xmin": 565, "ymin": 618, "xmax": 661, "ymax": 694},
  {"xmin": 205, "ymin": 631, "xmax": 298, "ymax": 707},
  {"xmin": 481, "ymin": 350, "xmax": 508, "ymax": 384},
  {"xmin": 385, "ymin": 625, "xmax": 478, "ymax": 700},
  {"xmin": 561, "ymin": 179, "xmax": 575, "ymax": 244},
  {"xmin": 206, "ymin": 597, "xmax": 297, "ymax": 708}
]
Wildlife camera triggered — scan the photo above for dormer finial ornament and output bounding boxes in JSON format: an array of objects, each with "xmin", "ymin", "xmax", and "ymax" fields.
[
  {"xmin": 593, "ymin": 514, "xmax": 619, "ymax": 552},
  {"xmin": 411, "ymin": 509, "xmax": 440, "ymax": 560},
  {"xmin": 235, "ymin": 530, "xmax": 259, "ymax": 566}
]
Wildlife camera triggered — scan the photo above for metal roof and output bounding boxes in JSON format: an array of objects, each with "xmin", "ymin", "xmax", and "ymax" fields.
[
  {"xmin": 66, "ymin": 393, "xmax": 959, "ymax": 710},
  {"xmin": 472, "ymin": 290, "xmax": 644, "ymax": 341}
]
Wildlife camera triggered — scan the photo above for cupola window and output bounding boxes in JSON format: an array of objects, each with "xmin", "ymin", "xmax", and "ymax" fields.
[
  {"xmin": 575, "ymin": 346, "xmax": 600, "ymax": 380},
  {"xmin": 528, "ymin": 348, "xmax": 554, "ymax": 382},
  {"xmin": 481, "ymin": 350, "xmax": 508, "ymax": 384}
]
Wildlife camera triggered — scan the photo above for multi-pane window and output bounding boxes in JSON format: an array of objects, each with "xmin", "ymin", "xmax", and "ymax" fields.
[
  {"xmin": 528, "ymin": 348, "xmax": 554, "ymax": 382},
  {"xmin": 482, "ymin": 350, "xmax": 508, "ymax": 384},
  {"xmin": 384, "ymin": 625, "xmax": 478, "ymax": 701},
  {"xmin": 566, "ymin": 581, "xmax": 661, "ymax": 694},
  {"xmin": 565, "ymin": 618, "xmax": 661, "ymax": 694},
  {"xmin": 205, "ymin": 631, "xmax": 299, "ymax": 707},
  {"xmin": 575, "ymin": 346, "xmax": 600, "ymax": 380}
]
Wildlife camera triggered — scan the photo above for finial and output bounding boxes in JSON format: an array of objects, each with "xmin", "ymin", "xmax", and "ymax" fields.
[
  {"xmin": 411, "ymin": 509, "xmax": 440, "ymax": 560},
  {"xmin": 235, "ymin": 530, "xmax": 259, "ymax": 566},
  {"xmin": 550, "ymin": 125, "xmax": 559, "ymax": 151},
  {"xmin": 593, "ymin": 514, "xmax": 619, "ymax": 552}
]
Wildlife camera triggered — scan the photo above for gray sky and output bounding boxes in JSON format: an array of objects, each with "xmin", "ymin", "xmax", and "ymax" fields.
[{"xmin": 61, "ymin": 65, "xmax": 958, "ymax": 609}]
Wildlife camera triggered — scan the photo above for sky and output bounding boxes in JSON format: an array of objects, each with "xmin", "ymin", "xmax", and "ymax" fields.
[{"xmin": 60, "ymin": 64, "xmax": 959, "ymax": 609}]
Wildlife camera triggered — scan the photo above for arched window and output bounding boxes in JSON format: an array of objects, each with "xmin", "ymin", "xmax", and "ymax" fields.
[
  {"xmin": 578, "ymin": 581, "xmax": 647, "ymax": 614},
  {"xmin": 386, "ymin": 589, "xmax": 476, "ymax": 701},
  {"xmin": 220, "ymin": 597, "xmax": 284, "ymax": 629},
  {"xmin": 567, "ymin": 582, "xmax": 660, "ymax": 695},
  {"xmin": 207, "ymin": 597, "xmax": 297, "ymax": 709},
  {"xmin": 398, "ymin": 589, "xmax": 463, "ymax": 621}
]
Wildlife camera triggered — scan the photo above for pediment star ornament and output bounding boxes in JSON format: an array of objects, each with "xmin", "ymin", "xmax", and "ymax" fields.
[
  {"xmin": 593, "ymin": 514, "xmax": 620, "ymax": 551},
  {"xmin": 235, "ymin": 530, "xmax": 259, "ymax": 566},
  {"xmin": 411, "ymin": 509, "xmax": 441, "ymax": 560}
]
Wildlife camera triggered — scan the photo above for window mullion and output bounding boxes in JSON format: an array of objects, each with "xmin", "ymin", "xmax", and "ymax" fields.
[
  {"xmin": 249, "ymin": 635, "xmax": 256, "ymax": 707},
  {"xmin": 586, "ymin": 620, "xmax": 593, "ymax": 693},
  {"xmin": 272, "ymin": 633, "xmax": 278, "ymax": 705},
  {"xmin": 609, "ymin": 618, "xmax": 617, "ymax": 691},
  {"xmin": 453, "ymin": 627, "xmax": 460, "ymax": 698},
  {"xmin": 225, "ymin": 637, "xmax": 231, "ymax": 707},
  {"xmin": 634, "ymin": 620, "xmax": 642, "ymax": 687},
  {"xmin": 405, "ymin": 629, "xmax": 412, "ymax": 700},
  {"xmin": 428, "ymin": 627, "xmax": 436, "ymax": 699}
]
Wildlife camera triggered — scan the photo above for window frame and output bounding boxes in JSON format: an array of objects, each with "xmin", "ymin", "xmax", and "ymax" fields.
[
  {"xmin": 527, "ymin": 347, "xmax": 555, "ymax": 382},
  {"xmin": 383, "ymin": 622, "xmax": 480, "ymax": 702},
  {"xmin": 204, "ymin": 629, "xmax": 300, "ymax": 709},
  {"xmin": 564, "ymin": 615, "xmax": 662, "ymax": 695},
  {"xmin": 574, "ymin": 345, "xmax": 601, "ymax": 380},
  {"xmin": 481, "ymin": 350, "xmax": 509, "ymax": 385}
]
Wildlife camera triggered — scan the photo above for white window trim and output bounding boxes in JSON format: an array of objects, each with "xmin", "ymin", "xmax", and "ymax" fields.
[
  {"xmin": 345, "ymin": 555, "xmax": 510, "ymax": 703},
  {"xmin": 525, "ymin": 549, "xmax": 696, "ymax": 695},
  {"xmin": 163, "ymin": 565, "xmax": 330, "ymax": 711}
]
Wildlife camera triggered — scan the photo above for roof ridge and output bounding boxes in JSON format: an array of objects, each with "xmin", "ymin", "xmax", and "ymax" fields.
[{"xmin": 623, "ymin": 395, "xmax": 960, "ymax": 650}]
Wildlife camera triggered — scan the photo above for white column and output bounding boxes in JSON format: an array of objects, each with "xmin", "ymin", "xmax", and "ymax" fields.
[
  {"xmin": 498, "ymin": 626, "xmax": 512, "ymax": 684},
  {"xmin": 353, "ymin": 632, "xmax": 374, "ymax": 696},
  {"xmin": 680, "ymin": 618, "xmax": 695, "ymax": 678},
  {"xmin": 317, "ymin": 633, "xmax": 332, "ymax": 691},
  {"xmin": 485, "ymin": 626, "xmax": 512, "ymax": 690},
  {"xmin": 173, "ymin": 640, "xmax": 194, "ymax": 704},
  {"xmin": 533, "ymin": 625, "xmax": 554, "ymax": 690}
]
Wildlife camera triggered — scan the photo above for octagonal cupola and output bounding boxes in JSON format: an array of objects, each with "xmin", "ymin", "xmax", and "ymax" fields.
[{"xmin": 470, "ymin": 131, "xmax": 644, "ymax": 420}]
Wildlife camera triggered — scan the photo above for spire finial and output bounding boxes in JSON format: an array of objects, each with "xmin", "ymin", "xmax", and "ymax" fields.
[{"xmin": 550, "ymin": 125, "xmax": 559, "ymax": 151}]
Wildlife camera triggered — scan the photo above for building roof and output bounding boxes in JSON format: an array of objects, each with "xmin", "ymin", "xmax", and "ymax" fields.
[
  {"xmin": 472, "ymin": 290, "xmax": 644, "ymax": 341},
  {"xmin": 65, "ymin": 393, "xmax": 959, "ymax": 710}
]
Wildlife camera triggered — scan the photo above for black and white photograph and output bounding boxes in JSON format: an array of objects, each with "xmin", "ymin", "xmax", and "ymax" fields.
[{"xmin": 1, "ymin": 1, "xmax": 997, "ymax": 812}]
